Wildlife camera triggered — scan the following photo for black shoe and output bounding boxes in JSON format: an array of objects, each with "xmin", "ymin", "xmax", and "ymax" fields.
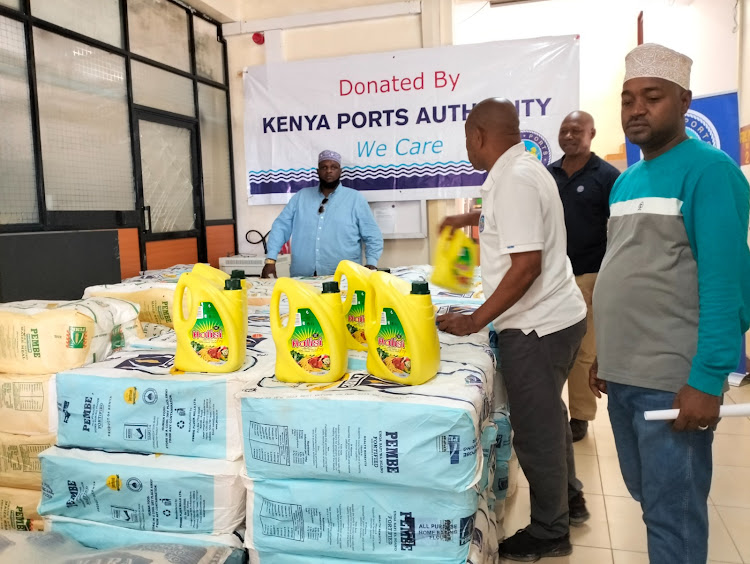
[
  {"xmin": 498, "ymin": 528, "xmax": 572, "ymax": 561},
  {"xmin": 570, "ymin": 418, "xmax": 589, "ymax": 442},
  {"xmin": 569, "ymin": 491, "xmax": 590, "ymax": 526}
]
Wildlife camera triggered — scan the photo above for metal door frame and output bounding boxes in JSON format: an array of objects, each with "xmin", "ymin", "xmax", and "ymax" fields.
[{"xmin": 133, "ymin": 107, "xmax": 206, "ymax": 269}]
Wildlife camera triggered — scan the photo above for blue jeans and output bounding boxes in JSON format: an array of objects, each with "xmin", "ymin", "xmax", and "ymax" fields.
[{"xmin": 607, "ymin": 382, "xmax": 714, "ymax": 564}]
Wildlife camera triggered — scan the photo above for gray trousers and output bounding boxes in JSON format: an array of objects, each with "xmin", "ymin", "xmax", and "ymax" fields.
[{"xmin": 498, "ymin": 318, "xmax": 586, "ymax": 539}]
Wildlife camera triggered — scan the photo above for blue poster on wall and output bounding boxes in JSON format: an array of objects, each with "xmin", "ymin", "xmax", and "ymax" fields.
[
  {"xmin": 626, "ymin": 90, "xmax": 746, "ymax": 376},
  {"xmin": 625, "ymin": 91, "xmax": 740, "ymax": 166}
]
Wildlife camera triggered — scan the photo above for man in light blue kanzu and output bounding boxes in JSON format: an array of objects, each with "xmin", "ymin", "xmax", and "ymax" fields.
[
  {"xmin": 590, "ymin": 43, "xmax": 750, "ymax": 563},
  {"xmin": 261, "ymin": 150, "xmax": 383, "ymax": 277}
]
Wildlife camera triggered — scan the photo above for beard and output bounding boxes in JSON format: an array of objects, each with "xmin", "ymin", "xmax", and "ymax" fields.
[{"xmin": 319, "ymin": 177, "xmax": 340, "ymax": 190}]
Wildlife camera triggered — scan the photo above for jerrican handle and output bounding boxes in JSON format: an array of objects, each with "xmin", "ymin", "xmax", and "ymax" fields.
[{"xmin": 644, "ymin": 404, "xmax": 750, "ymax": 420}]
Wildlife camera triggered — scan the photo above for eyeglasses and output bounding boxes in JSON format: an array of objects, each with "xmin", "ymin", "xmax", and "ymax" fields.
[{"xmin": 318, "ymin": 197, "xmax": 329, "ymax": 214}]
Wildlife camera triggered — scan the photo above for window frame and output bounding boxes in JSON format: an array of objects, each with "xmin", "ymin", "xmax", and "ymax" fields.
[{"xmin": 0, "ymin": 0, "xmax": 236, "ymax": 237}]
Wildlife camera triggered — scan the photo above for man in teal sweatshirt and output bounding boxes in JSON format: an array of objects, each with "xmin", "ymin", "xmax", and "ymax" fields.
[{"xmin": 590, "ymin": 43, "xmax": 750, "ymax": 564}]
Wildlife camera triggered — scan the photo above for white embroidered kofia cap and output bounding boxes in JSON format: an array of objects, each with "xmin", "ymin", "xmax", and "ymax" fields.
[
  {"xmin": 624, "ymin": 43, "xmax": 693, "ymax": 90},
  {"xmin": 318, "ymin": 150, "xmax": 342, "ymax": 164}
]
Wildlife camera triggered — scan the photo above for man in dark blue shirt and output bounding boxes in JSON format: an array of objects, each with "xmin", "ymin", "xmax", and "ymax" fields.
[{"xmin": 547, "ymin": 111, "xmax": 620, "ymax": 442}]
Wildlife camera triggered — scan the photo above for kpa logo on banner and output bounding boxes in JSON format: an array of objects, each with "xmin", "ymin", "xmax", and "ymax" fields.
[
  {"xmin": 521, "ymin": 130, "xmax": 552, "ymax": 165},
  {"xmin": 685, "ymin": 109, "xmax": 721, "ymax": 149}
]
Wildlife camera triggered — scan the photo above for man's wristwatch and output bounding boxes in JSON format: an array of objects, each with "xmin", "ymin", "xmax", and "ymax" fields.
[{"xmin": 264, "ymin": 258, "xmax": 276, "ymax": 265}]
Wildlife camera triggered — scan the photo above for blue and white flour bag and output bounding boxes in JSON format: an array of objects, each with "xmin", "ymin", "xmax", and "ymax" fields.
[
  {"xmin": 55, "ymin": 349, "xmax": 245, "ymax": 460},
  {"xmin": 45, "ymin": 515, "xmax": 244, "ymax": 550},
  {"xmin": 239, "ymin": 354, "xmax": 492, "ymax": 492},
  {"xmin": 467, "ymin": 491, "xmax": 499, "ymax": 564},
  {"xmin": 243, "ymin": 475, "xmax": 479, "ymax": 562},
  {"xmin": 0, "ymin": 529, "xmax": 245, "ymax": 564},
  {"xmin": 39, "ymin": 446, "xmax": 245, "ymax": 534},
  {"xmin": 493, "ymin": 409, "xmax": 512, "ymax": 463},
  {"xmin": 478, "ymin": 422, "xmax": 498, "ymax": 494},
  {"xmin": 493, "ymin": 460, "xmax": 510, "ymax": 502}
]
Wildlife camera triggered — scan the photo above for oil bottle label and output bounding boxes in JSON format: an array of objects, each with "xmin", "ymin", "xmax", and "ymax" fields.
[
  {"xmin": 453, "ymin": 246, "xmax": 473, "ymax": 288},
  {"xmin": 345, "ymin": 290, "xmax": 367, "ymax": 344},
  {"xmin": 189, "ymin": 301, "xmax": 228, "ymax": 365},
  {"xmin": 376, "ymin": 308, "xmax": 411, "ymax": 376},
  {"xmin": 289, "ymin": 308, "xmax": 330, "ymax": 375}
]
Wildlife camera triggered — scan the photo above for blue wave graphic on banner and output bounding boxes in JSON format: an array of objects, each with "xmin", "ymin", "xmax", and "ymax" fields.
[{"xmin": 248, "ymin": 162, "xmax": 487, "ymax": 195}]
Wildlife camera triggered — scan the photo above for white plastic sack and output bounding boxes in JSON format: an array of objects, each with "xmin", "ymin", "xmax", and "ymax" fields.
[
  {"xmin": 0, "ymin": 298, "xmax": 142, "ymax": 374},
  {"xmin": 243, "ymin": 475, "xmax": 479, "ymax": 562},
  {"xmin": 467, "ymin": 492, "xmax": 499, "ymax": 564},
  {"xmin": 39, "ymin": 446, "xmax": 245, "ymax": 534},
  {"xmin": 84, "ymin": 281, "xmax": 176, "ymax": 326},
  {"xmin": 0, "ymin": 486, "xmax": 42, "ymax": 531},
  {"xmin": 0, "ymin": 431, "xmax": 55, "ymax": 490},
  {"xmin": 0, "ymin": 529, "xmax": 245, "ymax": 564},
  {"xmin": 45, "ymin": 515, "xmax": 244, "ymax": 550},
  {"xmin": 0, "ymin": 373, "xmax": 57, "ymax": 435},
  {"xmin": 55, "ymin": 350, "xmax": 244, "ymax": 459}
]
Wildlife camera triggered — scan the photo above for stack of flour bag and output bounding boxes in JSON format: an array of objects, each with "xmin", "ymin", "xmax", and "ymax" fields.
[
  {"xmin": 237, "ymin": 324, "xmax": 504, "ymax": 564},
  {"xmin": 0, "ymin": 297, "xmax": 141, "ymax": 533},
  {"xmin": 36, "ymin": 345, "xmax": 252, "ymax": 559}
]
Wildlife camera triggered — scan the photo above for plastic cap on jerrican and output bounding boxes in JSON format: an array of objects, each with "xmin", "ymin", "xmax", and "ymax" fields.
[
  {"xmin": 411, "ymin": 281, "xmax": 430, "ymax": 295},
  {"xmin": 322, "ymin": 281, "xmax": 340, "ymax": 294},
  {"xmin": 224, "ymin": 278, "xmax": 242, "ymax": 290},
  {"xmin": 231, "ymin": 269, "xmax": 246, "ymax": 279}
]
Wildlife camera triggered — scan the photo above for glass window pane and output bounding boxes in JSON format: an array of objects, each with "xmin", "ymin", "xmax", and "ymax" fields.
[
  {"xmin": 139, "ymin": 120, "xmax": 195, "ymax": 233},
  {"xmin": 31, "ymin": 0, "xmax": 121, "ymax": 46},
  {"xmin": 0, "ymin": 0, "xmax": 21, "ymax": 10},
  {"xmin": 194, "ymin": 17, "xmax": 224, "ymax": 83},
  {"xmin": 198, "ymin": 84, "xmax": 232, "ymax": 221},
  {"xmin": 0, "ymin": 16, "xmax": 38, "ymax": 224},
  {"xmin": 128, "ymin": 0, "xmax": 189, "ymax": 72},
  {"xmin": 34, "ymin": 29, "xmax": 134, "ymax": 212},
  {"xmin": 132, "ymin": 60, "xmax": 194, "ymax": 116}
]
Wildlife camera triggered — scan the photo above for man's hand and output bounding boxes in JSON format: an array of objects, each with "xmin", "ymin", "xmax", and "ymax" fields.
[
  {"xmin": 672, "ymin": 385, "xmax": 721, "ymax": 432},
  {"xmin": 439, "ymin": 211, "xmax": 481, "ymax": 234},
  {"xmin": 365, "ymin": 264, "xmax": 377, "ymax": 270},
  {"xmin": 261, "ymin": 263, "xmax": 277, "ymax": 279},
  {"xmin": 436, "ymin": 312, "xmax": 479, "ymax": 336},
  {"xmin": 589, "ymin": 357, "xmax": 607, "ymax": 397}
]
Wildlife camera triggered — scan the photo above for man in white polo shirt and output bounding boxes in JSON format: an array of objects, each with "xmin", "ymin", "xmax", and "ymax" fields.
[{"xmin": 438, "ymin": 98, "xmax": 588, "ymax": 561}]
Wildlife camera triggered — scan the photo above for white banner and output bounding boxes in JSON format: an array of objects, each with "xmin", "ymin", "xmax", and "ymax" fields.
[{"xmin": 244, "ymin": 36, "xmax": 579, "ymax": 205}]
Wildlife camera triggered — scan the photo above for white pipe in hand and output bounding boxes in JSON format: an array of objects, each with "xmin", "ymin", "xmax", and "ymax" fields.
[{"xmin": 644, "ymin": 404, "xmax": 750, "ymax": 421}]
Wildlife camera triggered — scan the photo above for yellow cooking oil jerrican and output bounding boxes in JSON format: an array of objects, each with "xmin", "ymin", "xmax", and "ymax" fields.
[
  {"xmin": 191, "ymin": 262, "xmax": 230, "ymax": 287},
  {"xmin": 271, "ymin": 279, "xmax": 347, "ymax": 383},
  {"xmin": 366, "ymin": 272, "xmax": 440, "ymax": 385},
  {"xmin": 333, "ymin": 260, "xmax": 373, "ymax": 351},
  {"xmin": 431, "ymin": 227, "xmax": 478, "ymax": 293},
  {"xmin": 173, "ymin": 273, "xmax": 247, "ymax": 373}
]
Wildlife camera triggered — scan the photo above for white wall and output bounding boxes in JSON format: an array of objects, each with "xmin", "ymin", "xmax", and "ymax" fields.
[{"xmin": 454, "ymin": 0, "xmax": 739, "ymax": 159}]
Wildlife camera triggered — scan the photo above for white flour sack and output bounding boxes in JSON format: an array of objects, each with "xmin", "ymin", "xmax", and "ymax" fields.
[
  {"xmin": 55, "ymin": 357, "xmax": 244, "ymax": 460},
  {"xmin": 0, "ymin": 431, "xmax": 55, "ymax": 490},
  {"xmin": 45, "ymin": 515, "xmax": 244, "ymax": 550},
  {"xmin": 0, "ymin": 486, "xmax": 43, "ymax": 531},
  {"xmin": 0, "ymin": 529, "xmax": 246, "ymax": 564},
  {"xmin": 0, "ymin": 298, "xmax": 142, "ymax": 374},
  {"xmin": 467, "ymin": 492, "xmax": 499, "ymax": 564},
  {"xmin": 39, "ymin": 446, "xmax": 245, "ymax": 534},
  {"xmin": 243, "ymin": 475, "xmax": 479, "ymax": 563},
  {"xmin": 84, "ymin": 281, "xmax": 176, "ymax": 327},
  {"xmin": 239, "ymin": 359, "xmax": 491, "ymax": 492},
  {"xmin": 0, "ymin": 373, "xmax": 57, "ymax": 434}
]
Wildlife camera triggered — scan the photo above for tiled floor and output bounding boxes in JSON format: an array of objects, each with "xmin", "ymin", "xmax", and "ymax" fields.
[{"xmin": 500, "ymin": 383, "xmax": 750, "ymax": 563}]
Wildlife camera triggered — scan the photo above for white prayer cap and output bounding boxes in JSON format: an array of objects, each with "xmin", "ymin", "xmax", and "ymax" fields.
[
  {"xmin": 624, "ymin": 43, "xmax": 692, "ymax": 90},
  {"xmin": 318, "ymin": 150, "xmax": 342, "ymax": 165}
]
